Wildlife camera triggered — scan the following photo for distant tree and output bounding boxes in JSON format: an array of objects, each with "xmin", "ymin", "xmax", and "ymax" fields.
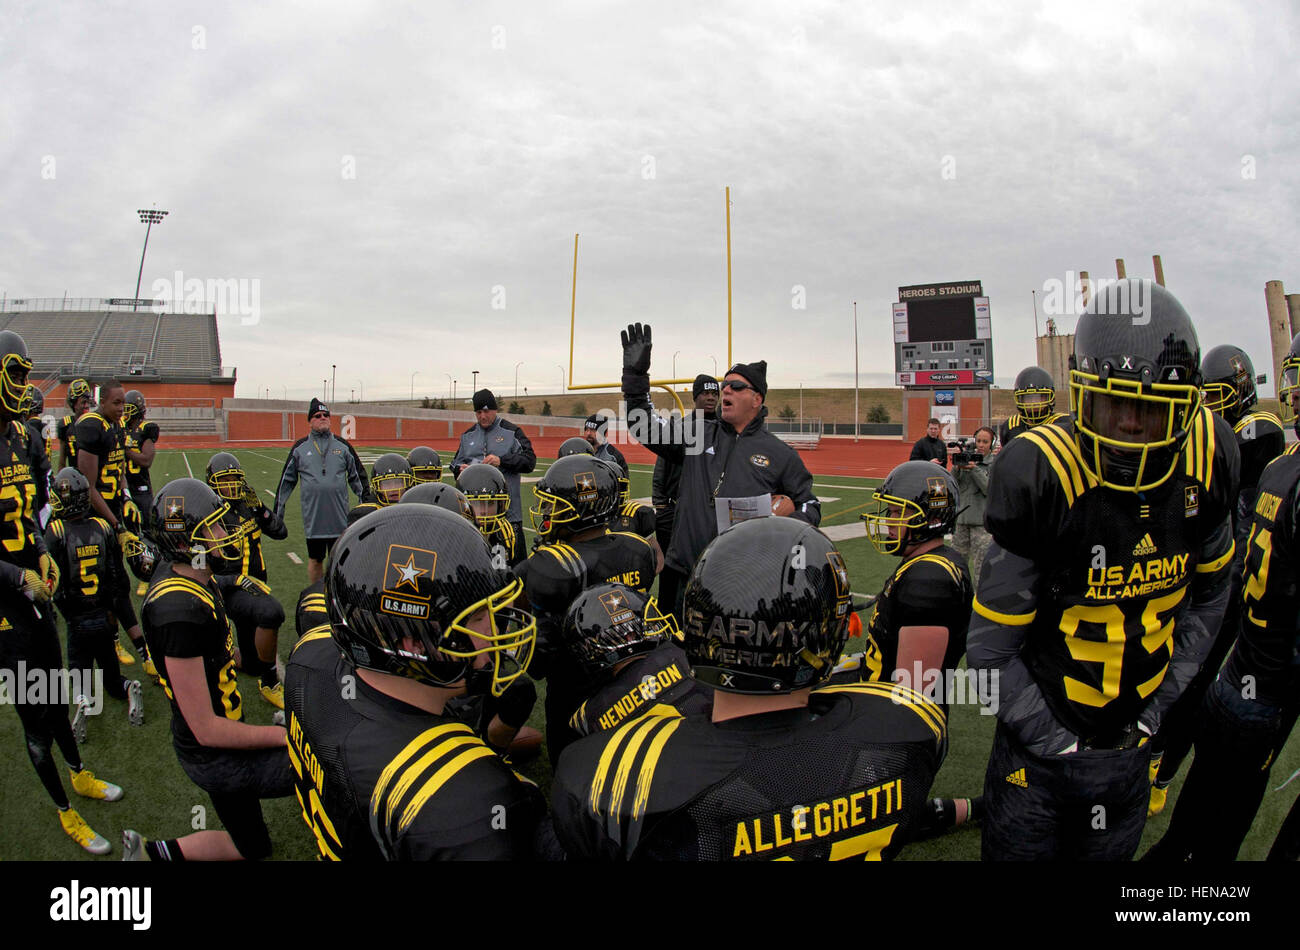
[
  {"xmin": 570, "ymin": 401, "xmax": 587, "ymax": 418},
  {"xmin": 434, "ymin": 398, "xmax": 447, "ymax": 410},
  {"xmin": 507, "ymin": 400, "xmax": 524, "ymax": 414},
  {"xmin": 778, "ymin": 405, "xmax": 797, "ymax": 422},
  {"xmin": 866, "ymin": 404, "xmax": 890, "ymax": 423},
  {"xmin": 541, "ymin": 401, "xmax": 552, "ymax": 417},
  {"xmin": 420, "ymin": 397, "xmax": 431, "ymax": 408}
]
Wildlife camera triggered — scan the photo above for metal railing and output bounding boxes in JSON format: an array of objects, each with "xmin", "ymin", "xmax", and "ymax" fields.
[{"xmin": 0, "ymin": 296, "xmax": 215, "ymax": 314}]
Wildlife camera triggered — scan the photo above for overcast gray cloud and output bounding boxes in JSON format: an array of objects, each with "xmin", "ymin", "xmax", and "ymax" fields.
[{"xmin": 3, "ymin": 0, "xmax": 1296, "ymax": 400}]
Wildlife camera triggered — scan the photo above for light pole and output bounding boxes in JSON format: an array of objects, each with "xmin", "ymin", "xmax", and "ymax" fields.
[
  {"xmin": 710, "ymin": 355, "xmax": 718, "ymax": 376},
  {"xmin": 410, "ymin": 371, "xmax": 419, "ymax": 401},
  {"xmin": 350, "ymin": 388, "xmax": 355, "ymax": 402},
  {"xmin": 332, "ymin": 365, "xmax": 337, "ymax": 403},
  {"xmin": 673, "ymin": 350, "xmax": 681, "ymax": 378},
  {"xmin": 799, "ymin": 383, "xmax": 803, "ymax": 425},
  {"xmin": 453, "ymin": 379, "xmax": 457, "ymax": 407},
  {"xmin": 356, "ymin": 379, "xmax": 364, "ymax": 402},
  {"xmin": 514, "ymin": 361, "xmax": 523, "ymax": 399},
  {"xmin": 853, "ymin": 301, "xmax": 859, "ymax": 443},
  {"xmin": 445, "ymin": 374, "xmax": 453, "ymax": 403},
  {"xmin": 133, "ymin": 208, "xmax": 168, "ymax": 311},
  {"xmin": 557, "ymin": 364, "xmax": 566, "ymax": 394},
  {"xmin": 472, "ymin": 370, "xmax": 479, "ymax": 395}
]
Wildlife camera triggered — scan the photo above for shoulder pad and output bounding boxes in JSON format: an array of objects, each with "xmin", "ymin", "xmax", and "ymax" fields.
[
  {"xmin": 50, "ymin": 520, "xmax": 66, "ymax": 540},
  {"xmin": 579, "ymin": 706, "xmax": 687, "ymax": 823},
  {"xmin": 608, "ymin": 530, "xmax": 654, "ymax": 549},
  {"xmin": 1014, "ymin": 421, "xmax": 1095, "ymax": 505},
  {"xmin": 534, "ymin": 542, "xmax": 586, "ymax": 578},
  {"xmin": 90, "ymin": 517, "xmax": 112, "ymax": 533},
  {"xmin": 812, "ymin": 681, "xmax": 946, "ymax": 747},
  {"xmin": 291, "ymin": 623, "xmax": 336, "ymax": 657},
  {"xmin": 1185, "ymin": 408, "xmax": 1235, "ymax": 502},
  {"xmin": 144, "ymin": 575, "xmax": 221, "ymax": 624}
]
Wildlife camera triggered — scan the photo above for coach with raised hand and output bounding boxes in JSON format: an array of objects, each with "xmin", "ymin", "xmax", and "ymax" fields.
[{"xmin": 619, "ymin": 323, "xmax": 820, "ymax": 619}]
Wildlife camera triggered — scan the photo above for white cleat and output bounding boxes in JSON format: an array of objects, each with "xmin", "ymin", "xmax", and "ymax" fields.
[
  {"xmin": 127, "ymin": 679, "xmax": 144, "ymax": 727},
  {"xmin": 122, "ymin": 829, "xmax": 145, "ymax": 861},
  {"xmin": 71, "ymin": 695, "xmax": 89, "ymax": 744}
]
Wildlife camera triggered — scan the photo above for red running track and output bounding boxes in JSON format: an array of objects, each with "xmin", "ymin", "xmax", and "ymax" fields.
[{"xmin": 165, "ymin": 436, "xmax": 912, "ymax": 479}]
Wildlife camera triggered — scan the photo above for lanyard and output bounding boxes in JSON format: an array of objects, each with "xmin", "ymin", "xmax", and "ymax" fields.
[{"xmin": 311, "ymin": 435, "xmax": 329, "ymax": 475}]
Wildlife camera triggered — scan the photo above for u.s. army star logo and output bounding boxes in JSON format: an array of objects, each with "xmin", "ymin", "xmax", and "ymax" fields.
[
  {"xmin": 163, "ymin": 495, "xmax": 185, "ymax": 530},
  {"xmin": 380, "ymin": 544, "xmax": 437, "ymax": 619},
  {"xmin": 598, "ymin": 588, "xmax": 635, "ymax": 625}
]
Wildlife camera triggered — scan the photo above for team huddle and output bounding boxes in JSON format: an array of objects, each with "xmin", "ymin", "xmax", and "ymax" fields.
[{"xmin": 3, "ymin": 278, "xmax": 1299, "ymax": 861}]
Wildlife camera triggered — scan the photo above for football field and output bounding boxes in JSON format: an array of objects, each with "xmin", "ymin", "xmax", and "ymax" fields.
[{"xmin": 2, "ymin": 446, "xmax": 1297, "ymax": 861}]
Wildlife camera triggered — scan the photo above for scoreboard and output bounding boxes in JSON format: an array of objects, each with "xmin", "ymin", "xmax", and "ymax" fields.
[{"xmin": 893, "ymin": 280, "xmax": 993, "ymax": 386}]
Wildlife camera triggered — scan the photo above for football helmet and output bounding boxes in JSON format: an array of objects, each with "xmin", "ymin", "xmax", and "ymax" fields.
[
  {"xmin": 862, "ymin": 461, "xmax": 959, "ymax": 555},
  {"xmin": 561, "ymin": 584, "xmax": 679, "ymax": 683},
  {"xmin": 529, "ymin": 454, "xmax": 618, "ymax": 541},
  {"xmin": 457, "ymin": 463, "xmax": 511, "ymax": 537},
  {"xmin": 122, "ymin": 390, "xmax": 146, "ymax": 428},
  {"xmin": 1069, "ymin": 279, "xmax": 1202, "ymax": 492},
  {"xmin": 205, "ymin": 452, "xmax": 248, "ymax": 503},
  {"xmin": 152, "ymin": 478, "xmax": 251, "ymax": 573},
  {"xmin": 1013, "ymin": 366, "xmax": 1056, "ymax": 425},
  {"xmin": 0, "ymin": 331, "xmax": 32, "ymax": 417},
  {"xmin": 683, "ymin": 517, "xmax": 852, "ymax": 694},
  {"xmin": 120, "ymin": 496, "xmax": 155, "ymax": 575},
  {"xmin": 1200, "ymin": 345, "xmax": 1258, "ymax": 423},
  {"xmin": 66, "ymin": 378, "xmax": 91, "ymax": 410},
  {"xmin": 23, "ymin": 385, "xmax": 43, "ymax": 418},
  {"xmin": 594, "ymin": 456, "xmax": 632, "ymax": 504},
  {"xmin": 325, "ymin": 505, "xmax": 536, "ymax": 696},
  {"xmin": 406, "ymin": 445, "xmax": 443, "ymax": 482},
  {"xmin": 370, "ymin": 453, "xmax": 415, "ymax": 506},
  {"xmin": 557, "ymin": 436, "xmax": 593, "ymax": 458},
  {"xmin": 1278, "ymin": 333, "xmax": 1300, "ymax": 427},
  {"xmin": 399, "ymin": 481, "xmax": 476, "ymax": 523},
  {"xmin": 50, "ymin": 467, "xmax": 92, "ymax": 521}
]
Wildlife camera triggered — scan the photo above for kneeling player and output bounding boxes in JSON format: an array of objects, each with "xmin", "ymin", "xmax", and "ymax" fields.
[
  {"xmin": 562, "ymin": 584, "xmax": 711, "ymax": 737},
  {"xmin": 123, "ymin": 479, "xmax": 293, "ymax": 861},
  {"xmin": 284, "ymin": 505, "xmax": 543, "ymax": 860},
  {"xmin": 45, "ymin": 468, "xmax": 144, "ymax": 738},
  {"xmin": 458, "ymin": 463, "xmax": 522, "ymax": 568},
  {"xmin": 552, "ymin": 517, "xmax": 947, "ymax": 860}
]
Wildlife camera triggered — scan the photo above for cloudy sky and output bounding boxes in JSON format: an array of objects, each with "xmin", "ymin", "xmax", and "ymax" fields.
[{"xmin": 3, "ymin": 0, "xmax": 1297, "ymax": 401}]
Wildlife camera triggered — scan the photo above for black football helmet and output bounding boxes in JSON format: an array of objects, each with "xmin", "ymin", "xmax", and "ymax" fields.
[
  {"xmin": 557, "ymin": 436, "xmax": 593, "ymax": 458},
  {"xmin": 457, "ymin": 463, "xmax": 511, "ymax": 537},
  {"xmin": 120, "ymin": 495, "xmax": 158, "ymax": 579},
  {"xmin": 529, "ymin": 454, "xmax": 618, "ymax": 541},
  {"xmin": 560, "ymin": 584, "xmax": 680, "ymax": 683},
  {"xmin": 122, "ymin": 390, "xmax": 146, "ymax": 428},
  {"xmin": 152, "ymin": 478, "xmax": 251, "ymax": 573},
  {"xmin": 399, "ymin": 481, "xmax": 476, "ymax": 523},
  {"xmin": 1013, "ymin": 366, "xmax": 1056, "ymax": 425},
  {"xmin": 1069, "ymin": 279, "xmax": 1202, "ymax": 492},
  {"xmin": 23, "ymin": 385, "xmax": 43, "ymax": 418},
  {"xmin": 66, "ymin": 378, "xmax": 91, "ymax": 410},
  {"xmin": 206, "ymin": 452, "xmax": 248, "ymax": 503},
  {"xmin": 0, "ymin": 331, "xmax": 32, "ymax": 417},
  {"xmin": 50, "ymin": 467, "xmax": 92, "ymax": 521},
  {"xmin": 1200, "ymin": 345, "xmax": 1258, "ymax": 423},
  {"xmin": 406, "ymin": 445, "xmax": 443, "ymax": 482},
  {"xmin": 370, "ymin": 453, "xmax": 415, "ymax": 506},
  {"xmin": 683, "ymin": 517, "xmax": 852, "ymax": 693},
  {"xmin": 594, "ymin": 456, "xmax": 632, "ymax": 504},
  {"xmin": 1278, "ymin": 332, "xmax": 1300, "ymax": 428},
  {"xmin": 325, "ymin": 505, "xmax": 536, "ymax": 696},
  {"xmin": 862, "ymin": 460, "xmax": 959, "ymax": 555}
]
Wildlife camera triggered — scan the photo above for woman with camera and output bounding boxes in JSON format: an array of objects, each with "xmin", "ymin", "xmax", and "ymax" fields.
[{"xmin": 952, "ymin": 426, "xmax": 996, "ymax": 581}]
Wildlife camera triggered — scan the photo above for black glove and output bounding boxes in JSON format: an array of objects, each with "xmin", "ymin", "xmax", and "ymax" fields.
[
  {"xmin": 621, "ymin": 323, "xmax": 652, "ymax": 375},
  {"xmin": 495, "ymin": 677, "xmax": 538, "ymax": 729},
  {"xmin": 141, "ymin": 422, "xmax": 160, "ymax": 443}
]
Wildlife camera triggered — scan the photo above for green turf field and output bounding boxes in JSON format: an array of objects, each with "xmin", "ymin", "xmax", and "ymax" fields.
[{"xmin": 2, "ymin": 446, "xmax": 1296, "ymax": 861}]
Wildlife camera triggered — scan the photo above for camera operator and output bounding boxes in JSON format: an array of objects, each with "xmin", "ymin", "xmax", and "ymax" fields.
[{"xmin": 952, "ymin": 426, "xmax": 996, "ymax": 580}]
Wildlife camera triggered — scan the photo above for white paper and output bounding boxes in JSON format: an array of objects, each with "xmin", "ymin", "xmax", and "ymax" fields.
[{"xmin": 715, "ymin": 494, "xmax": 773, "ymax": 534}]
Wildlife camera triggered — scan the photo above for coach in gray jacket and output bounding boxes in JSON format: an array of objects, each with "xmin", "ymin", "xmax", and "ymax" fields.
[
  {"xmin": 274, "ymin": 398, "xmax": 368, "ymax": 583},
  {"xmin": 451, "ymin": 389, "xmax": 536, "ymax": 561},
  {"xmin": 619, "ymin": 323, "xmax": 820, "ymax": 619}
]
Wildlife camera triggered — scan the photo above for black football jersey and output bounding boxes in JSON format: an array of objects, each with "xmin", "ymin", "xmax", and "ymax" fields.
[
  {"xmin": 44, "ymin": 516, "xmax": 120, "ymax": 618},
  {"xmin": 568, "ymin": 643, "xmax": 712, "ymax": 737},
  {"xmin": 228, "ymin": 499, "xmax": 286, "ymax": 583},
  {"xmin": 0, "ymin": 420, "xmax": 44, "ymax": 576},
  {"xmin": 1225, "ymin": 452, "xmax": 1300, "ymax": 706},
  {"xmin": 552, "ymin": 681, "xmax": 946, "ymax": 860},
  {"xmin": 142, "ymin": 570, "xmax": 243, "ymax": 756},
  {"xmin": 611, "ymin": 501, "xmax": 656, "ymax": 539},
  {"xmin": 478, "ymin": 519, "xmax": 520, "ymax": 569},
  {"xmin": 520, "ymin": 531, "xmax": 657, "ymax": 618},
  {"xmin": 296, "ymin": 579, "xmax": 327, "ymax": 639},
  {"xmin": 73, "ymin": 412, "xmax": 126, "ymax": 519},
  {"xmin": 285, "ymin": 626, "xmax": 542, "ymax": 860},
  {"xmin": 980, "ymin": 411, "xmax": 1238, "ymax": 739},
  {"xmin": 861, "ymin": 544, "xmax": 972, "ymax": 689},
  {"xmin": 1232, "ymin": 410, "xmax": 1286, "ymax": 538},
  {"xmin": 998, "ymin": 411, "xmax": 1067, "ymax": 448},
  {"xmin": 57, "ymin": 412, "xmax": 80, "ymax": 460},
  {"xmin": 123, "ymin": 424, "xmax": 152, "ymax": 494},
  {"xmin": 347, "ymin": 502, "xmax": 383, "ymax": 524}
]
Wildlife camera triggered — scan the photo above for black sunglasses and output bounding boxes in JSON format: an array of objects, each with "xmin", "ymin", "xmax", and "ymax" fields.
[
  {"xmin": 720, "ymin": 379, "xmax": 752, "ymax": 392},
  {"xmin": 311, "ymin": 412, "xmax": 330, "ymax": 420}
]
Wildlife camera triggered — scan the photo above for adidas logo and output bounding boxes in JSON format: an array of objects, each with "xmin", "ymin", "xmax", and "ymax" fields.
[
  {"xmin": 1005, "ymin": 768, "xmax": 1028, "ymax": 788},
  {"xmin": 1132, "ymin": 533, "xmax": 1158, "ymax": 556}
]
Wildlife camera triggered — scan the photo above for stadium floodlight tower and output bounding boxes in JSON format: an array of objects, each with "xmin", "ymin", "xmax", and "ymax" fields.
[{"xmin": 133, "ymin": 208, "xmax": 168, "ymax": 312}]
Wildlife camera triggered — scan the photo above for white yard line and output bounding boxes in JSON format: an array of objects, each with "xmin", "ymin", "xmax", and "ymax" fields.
[
  {"xmin": 181, "ymin": 452, "xmax": 193, "ymax": 477},
  {"xmin": 286, "ymin": 552, "xmax": 303, "ymax": 564},
  {"xmin": 812, "ymin": 482, "xmax": 874, "ymax": 491},
  {"xmin": 242, "ymin": 450, "xmax": 288, "ymax": 467}
]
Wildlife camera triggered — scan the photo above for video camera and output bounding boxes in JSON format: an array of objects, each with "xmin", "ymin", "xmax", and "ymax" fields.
[{"xmin": 948, "ymin": 437, "xmax": 984, "ymax": 467}]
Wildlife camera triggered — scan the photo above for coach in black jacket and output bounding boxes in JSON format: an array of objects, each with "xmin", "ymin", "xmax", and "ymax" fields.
[
  {"xmin": 620, "ymin": 324, "xmax": 820, "ymax": 619},
  {"xmin": 451, "ymin": 389, "xmax": 536, "ymax": 562}
]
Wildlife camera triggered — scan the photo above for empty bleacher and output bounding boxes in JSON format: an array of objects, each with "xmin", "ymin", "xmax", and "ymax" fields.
[
  {"xmin": 0, "ymin": 312, "xmax": 105, "ymax": 373},
  {"xmin": 85, "ymin": 312, "xmax": 161, "ymax": 376},
  {"xmin": 151, "ymin": 313, "xmax": 219, "ymax": 378}
]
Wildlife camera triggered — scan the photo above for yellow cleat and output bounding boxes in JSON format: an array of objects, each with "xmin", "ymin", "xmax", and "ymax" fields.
[
  {"xmin": 115, "ymin": 641, "xmax": 135, "ymax": 665},
  {"xmin": 69, "ymin": 768, "xmax": 124, "ymax": 802},
  {"xmin": 143, "ymin": 657, "xmax": 159, "ymax": 682},
  {"xmin": 60, "ymin": 808, "xmax": 111, "ymax": 855},
  {"xmin": 1148, "ymin": 783, "xmax": 1169, "ymax": 817},
  {"xmin": 260, "ymin": 682, "xmax": 285, "ymax": 710}
]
